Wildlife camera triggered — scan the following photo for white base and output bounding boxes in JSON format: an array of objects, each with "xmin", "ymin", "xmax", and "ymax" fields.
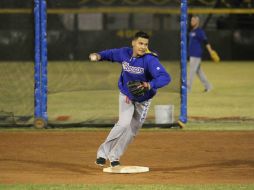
[{"xmin": 103, "ymin": 166, "xmax": 149, "ymax": 174}]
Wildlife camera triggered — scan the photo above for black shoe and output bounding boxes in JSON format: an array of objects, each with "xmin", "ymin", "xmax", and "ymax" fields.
[
  {"xmin": 95, "ymin": 157, "xmax": 106, "ymax": 166},
  {"xmin": 110, "ymin": 161, "xmax": 120, "ymax": 167},
  {"xmin": 204, "ymin": 88, "xmax": 212, "ymax": 93}
]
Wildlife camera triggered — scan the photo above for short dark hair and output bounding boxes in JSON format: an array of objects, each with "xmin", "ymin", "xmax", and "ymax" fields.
[{"xmin": 133, "ymin": 31, "xmax": 150, "ymax": 40}]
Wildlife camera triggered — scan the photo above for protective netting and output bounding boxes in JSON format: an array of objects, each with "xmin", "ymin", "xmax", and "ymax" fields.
[
  {"xmin": 0, "ymin": 62, "xmax": 34, "ymax": 126},
  {"xmin": 44, "ymin": 0, "xmax": 254, "ymax": 125},
  {"xmin": 2, "ymin": 1, "xmax": 253, "ymax": 126},
  {"xmin": 47, "ymin": 61, "xmax": 180, "ymax": 125},
  {"xmin": 0, "ymin": 1, "xmax": 182, "ymax": 126},
  {"xmin": 0, "ymin": 2, "xmax": 34, "ymax": 126},
  {"xmin": 45, "ymin": 2, "xmax": 182, "ymax": 125}
]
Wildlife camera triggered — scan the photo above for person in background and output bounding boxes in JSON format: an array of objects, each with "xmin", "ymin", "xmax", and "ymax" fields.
[{"xmin": 188, "ymin": 15, "xmax": 216, "ymax": 92}]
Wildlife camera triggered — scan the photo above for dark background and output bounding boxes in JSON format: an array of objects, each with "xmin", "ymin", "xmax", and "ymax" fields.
[{"xmin": 0, "ymin": 0, "xmax": 254, "ymax": 61}]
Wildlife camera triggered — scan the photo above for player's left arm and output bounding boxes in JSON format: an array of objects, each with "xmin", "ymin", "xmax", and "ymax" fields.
[
  {"xmin": 201, "ymin": 30, "xmax": 220, "ymax": 62},
  {"xmin": 205, "ymin": 43, "xmax": 220, "ymax": 62},
  {"xmin": 147, "ymin": 57, "xmax": 171, "ymax": 89}
]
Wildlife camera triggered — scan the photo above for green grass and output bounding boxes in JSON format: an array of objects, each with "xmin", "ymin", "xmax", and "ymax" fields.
[
  {"xmin": 1, "ymin": 61, "xmax": 254, "ymax": 124},
  {"xmin": 0, "ymin": 120, "xmax": 253, "ymax": 131},
  {"xmin": 0, "ymin": 61, "xmax": 181, "ymax": 124},
  {"xmin": 45, "ymin": 61, "xmax": 181, "ymax": 123},
  {"xmin": 0, "ymin": 61, "xmax": 254, "ymax": 126},
  {"xmin": 0, "ymin": 184, "xmax": 253, "ymax": 190},
  {"xmin": 188, "ymin": 61, "xmax": 254, "ymax": 119},
  {"xmin": 184, "ymin": 120, "xmax": 254, "ymax": 131}
]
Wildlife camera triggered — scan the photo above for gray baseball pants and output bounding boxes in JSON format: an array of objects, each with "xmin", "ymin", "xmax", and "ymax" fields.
[
  {"xmin": 188, "ymin": 57, "xmax": 212, "ymax": 91},
  {"xmin": 97, "ymin": 92, "xmax": 151, "ymax": 162}
]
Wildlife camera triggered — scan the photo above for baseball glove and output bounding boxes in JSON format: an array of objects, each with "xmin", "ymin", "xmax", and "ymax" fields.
[
  {"xmin": 127, "ymin": 81, "xmax": 150, "ymax": 97},
  {"xmin": 210, "ymin": 50, "xmax": 220, "ymax": 63}
]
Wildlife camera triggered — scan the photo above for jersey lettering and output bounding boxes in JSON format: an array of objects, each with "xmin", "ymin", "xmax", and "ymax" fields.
[{"xmin": 122, "ymin": 61, "xmax": 144, "ymax": 74}]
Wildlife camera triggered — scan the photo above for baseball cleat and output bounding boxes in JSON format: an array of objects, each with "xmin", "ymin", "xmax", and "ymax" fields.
[
  {"xmin": 110, "ymin": 161, "xmax": 120, "ymax": 167},
  {"xmin": 204, "ymin": 88, "xmax": 212, "ymax": 93},
  {"xmin": 95, "ymin": 157, "xmax": 106, "ymax": 167}
]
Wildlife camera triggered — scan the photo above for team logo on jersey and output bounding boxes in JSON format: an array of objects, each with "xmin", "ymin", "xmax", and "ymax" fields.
[
  {"xmin": 122, "ymin": 61, "xmax": 144, "ymax": 74},
  {"xmin": 190, "ymin": 32, "xmax": 196, "ymax": 37}
]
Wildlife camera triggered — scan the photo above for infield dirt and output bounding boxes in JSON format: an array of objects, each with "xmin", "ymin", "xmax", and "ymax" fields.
[{"xmin": 0, "ymin": 131, "xmax": 253, "ymax": 184}]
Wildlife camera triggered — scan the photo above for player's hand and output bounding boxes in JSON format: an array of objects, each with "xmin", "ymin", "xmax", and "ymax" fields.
[
  {"xmin": 140, "ymin": 82, "xmax": 151, "ymax": 90},
  {"xmin": 89, "ymin": 53, "xmax": 101, "ymax": 61}
]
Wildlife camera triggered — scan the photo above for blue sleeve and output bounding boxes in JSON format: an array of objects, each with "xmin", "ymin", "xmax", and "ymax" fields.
[
  {"xmin": 147, "ymin": 57, "xmax": 171, "ymax": 89},
  {"xmin": 198, "ymin": 29, "xmax": 208, "ymax": 42},
  {"xmin": 98, "ymin": 48, "xmax": 123, "ymax": 63}
]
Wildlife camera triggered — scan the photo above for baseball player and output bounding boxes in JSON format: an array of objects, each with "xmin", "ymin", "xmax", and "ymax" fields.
[
  {"xmin": 89, "ymin": 31, "xmax": 171, "ymax": 167},
  {"xmin": 188, "ymin": 16, "xmax": 217, "ymax": 92}
]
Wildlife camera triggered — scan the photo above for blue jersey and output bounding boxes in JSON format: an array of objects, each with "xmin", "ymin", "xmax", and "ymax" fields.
[
  {"xmin": 189, "ymin": 27, "xmax": 208, "ymax": 58},
  {"xmin": 99, "ymin": 47, "xmax": 171, "ymax": 102}
]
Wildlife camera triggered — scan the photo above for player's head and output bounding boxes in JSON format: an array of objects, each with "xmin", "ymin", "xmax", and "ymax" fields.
[
  {"xmin": 191, "ymin": 16, "xmax": 200, "ymax": 29},
  {"xmin": 132, "ymin": 31, "xmax": 150, "ymax": 57}
]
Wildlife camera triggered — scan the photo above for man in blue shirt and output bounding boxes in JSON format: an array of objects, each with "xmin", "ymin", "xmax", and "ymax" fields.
[
  {"xmin": 89, "ymin": 31, "xmax": 171, "ymax": 167},
  {"xmin": 188, "ymin": 16, "xmax": 215, "ymax": 92}
]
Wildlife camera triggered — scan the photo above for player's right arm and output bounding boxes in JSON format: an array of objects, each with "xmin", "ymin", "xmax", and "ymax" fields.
[
  {"xmin": 89, "ymin": 53, "xmax": 101, "ymax": 61},
  {"xmin": 89, "ymin": 48, "xmax": 125, "ymax": 63}
]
